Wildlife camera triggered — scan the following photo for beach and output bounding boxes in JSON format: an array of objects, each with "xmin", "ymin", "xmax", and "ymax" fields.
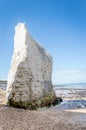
[
  {"xmin": 0, "ymin": 86, "xmax": 86, "ymax": 130},
  {"xmin": 0, "ymin": 106, "xmax": 86, "ymax": 130}
]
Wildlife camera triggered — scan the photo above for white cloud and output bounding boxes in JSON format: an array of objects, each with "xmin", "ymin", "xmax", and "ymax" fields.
[{"xmin": 52, "ymin": 68, "xmax": 86, "ymax": 85}]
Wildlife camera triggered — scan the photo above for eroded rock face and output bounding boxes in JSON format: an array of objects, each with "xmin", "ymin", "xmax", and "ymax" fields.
[{"xmin": 6, "ymin": 23, "xmax": 56, "ymax": 109}]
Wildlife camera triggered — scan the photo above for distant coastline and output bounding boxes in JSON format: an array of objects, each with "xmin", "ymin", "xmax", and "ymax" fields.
[
  {"xmin": 0, "ymin": 80, "xmax": 7, "ymax": 83},
  {"xmin": 0, "ymin": 80, "xmax": 7, "ymax": 89}
]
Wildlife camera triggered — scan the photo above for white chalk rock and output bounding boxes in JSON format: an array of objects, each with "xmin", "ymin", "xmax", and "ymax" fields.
[{"xmin": 6, "ymin": 23, "xmax": 56, "ymax": 109}]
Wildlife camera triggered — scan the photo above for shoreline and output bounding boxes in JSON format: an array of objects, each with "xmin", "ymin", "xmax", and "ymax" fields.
[
  {"xmin": 54, "ymin": 87, "xmax": 86, "ymax": 100},
  {"xmin": 0, "ymin": 87, "xmax": 86, "ymax": 130}
]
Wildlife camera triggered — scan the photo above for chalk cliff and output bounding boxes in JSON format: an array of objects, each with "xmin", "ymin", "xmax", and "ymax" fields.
[{"xmin": 6, "ymin": 23, "xmax": 56, "ymax": 109}]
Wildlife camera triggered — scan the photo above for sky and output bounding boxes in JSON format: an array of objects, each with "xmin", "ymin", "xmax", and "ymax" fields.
[{"xmin": 0, "ymin": 0, "xmax": 86, "ymax": 84}]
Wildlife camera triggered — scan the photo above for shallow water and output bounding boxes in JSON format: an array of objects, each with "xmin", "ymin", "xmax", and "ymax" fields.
[{"xmin": 54, "ymin": 100, "xmax": 86, "ymax": 110}]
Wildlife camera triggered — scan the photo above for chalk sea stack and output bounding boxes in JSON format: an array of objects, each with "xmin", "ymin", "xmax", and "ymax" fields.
[{"xmin": 6, "ymin": 23, "xmax": 56, "ymax": 109}]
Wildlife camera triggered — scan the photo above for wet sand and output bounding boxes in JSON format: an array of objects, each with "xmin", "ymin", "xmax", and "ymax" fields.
[{"xmin": 54, "ymin": 87, "xmax": 86, "ymax": 100}]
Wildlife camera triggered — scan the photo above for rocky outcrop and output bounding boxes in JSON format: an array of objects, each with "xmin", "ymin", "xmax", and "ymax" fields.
[{"xmin": 6, "ymin": 23, "xmax": 56, "ymax": 109}]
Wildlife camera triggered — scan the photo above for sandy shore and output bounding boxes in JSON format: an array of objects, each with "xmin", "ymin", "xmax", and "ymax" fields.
[
  {"xmin": 0, "ymin": 88, "xmax": 86, "ymax": 130},
  {"xmin": 0, "ymin": 106, "xmax": 86, "ymax": 130}
]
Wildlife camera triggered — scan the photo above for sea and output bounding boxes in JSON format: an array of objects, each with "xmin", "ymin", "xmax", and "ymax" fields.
[
  {"xmin": 54, "ymin": 83, "xmax": 86, "ymax": 89},
  {"xmin": 54, "ymin": 83, "xmax": 86, "ymax": 110}
]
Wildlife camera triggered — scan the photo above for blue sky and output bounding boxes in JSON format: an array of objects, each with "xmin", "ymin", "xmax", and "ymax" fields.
[{"xmin": 0, "ymin": 0, "xmax": 86, "ymax": 84}]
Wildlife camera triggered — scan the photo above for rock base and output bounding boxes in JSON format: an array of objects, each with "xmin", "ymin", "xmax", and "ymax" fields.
[{"xmin": 7, "ymin": 95, "xmax": 62, "ymax": 110}]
